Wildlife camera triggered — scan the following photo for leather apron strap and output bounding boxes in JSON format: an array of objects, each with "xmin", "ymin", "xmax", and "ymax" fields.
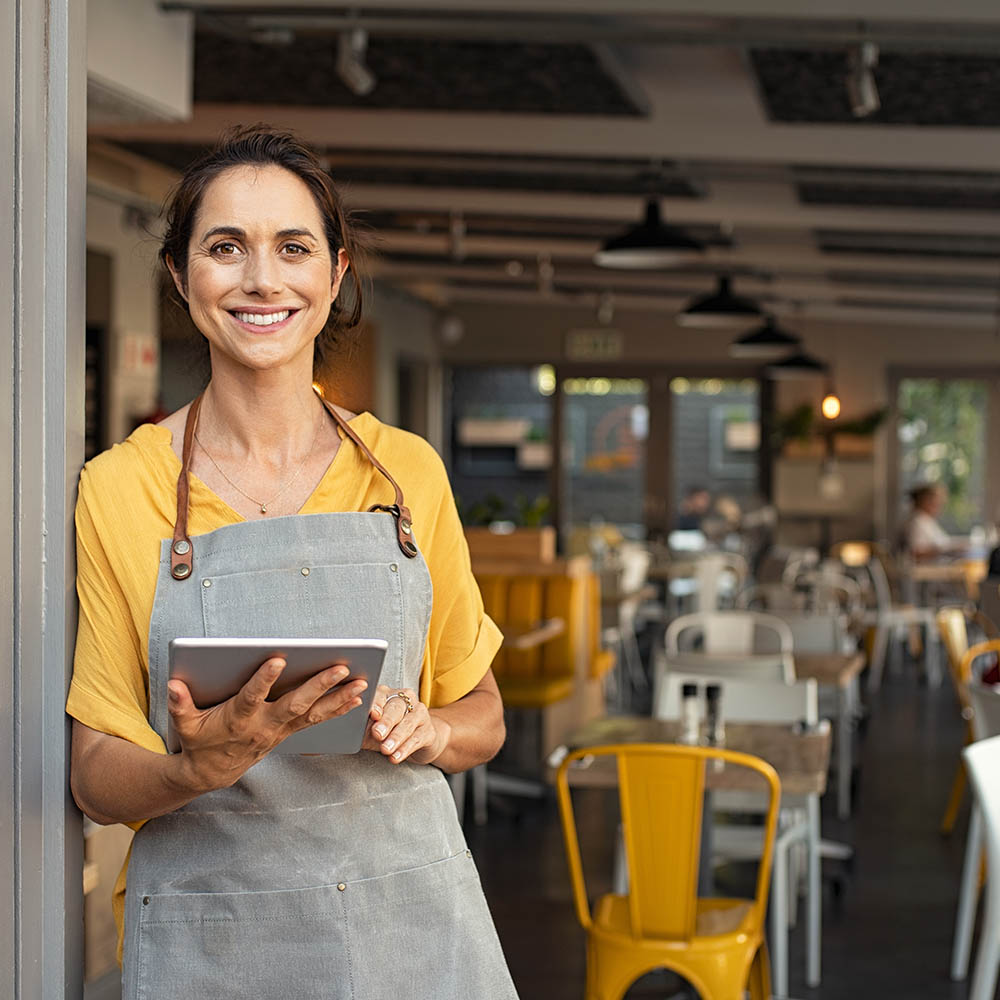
[{"xmin": 170, "ymin": 392, "xmax": 417, "ymax": 582}]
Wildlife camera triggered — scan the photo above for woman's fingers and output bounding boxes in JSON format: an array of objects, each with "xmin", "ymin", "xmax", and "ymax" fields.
[
  {"xmin": 370, "ymin": 688, "xmax": 417, "ymax": 741},
  {"xmin": 285, "ymin": 678, "xmax": 368, "ymax": 731},
  {"xmin": 273, "ymin": 663, "xmax": 350, "ymax": 724},
  {"xmin": 233, "ymin": 657, "xmax": 286, "ymax": 718}
]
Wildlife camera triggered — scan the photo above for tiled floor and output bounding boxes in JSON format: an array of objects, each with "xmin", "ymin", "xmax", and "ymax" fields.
[{"xmin": 85, "ymin": 663, "xmax": 977, "ymax": 1000}]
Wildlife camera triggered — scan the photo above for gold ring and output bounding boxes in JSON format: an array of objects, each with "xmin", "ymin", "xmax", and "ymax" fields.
[{"xmin": 384, "ymin": 691, "xmax": 414, "ymax": 714}]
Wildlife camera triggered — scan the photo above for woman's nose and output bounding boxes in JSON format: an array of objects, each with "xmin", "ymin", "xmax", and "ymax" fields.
[{"xmin": 241, "ymin": 251, "xmax": 284, "ymax": 296}]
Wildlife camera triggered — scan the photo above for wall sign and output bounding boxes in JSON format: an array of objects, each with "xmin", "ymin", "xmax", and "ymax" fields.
[{"xmin": 565, "ymin": 328, "xmax": 624, "ymax": 361}]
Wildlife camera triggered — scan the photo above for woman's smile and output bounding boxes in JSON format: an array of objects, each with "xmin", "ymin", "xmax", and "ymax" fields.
[{"xmin": 227, "ymin": 307, "xmax": 301, "ymax": 332}]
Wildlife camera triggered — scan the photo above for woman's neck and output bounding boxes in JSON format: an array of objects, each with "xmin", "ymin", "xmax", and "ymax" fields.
[{"xmin": 199, "ymin": 363, "xmax": 327, "ymax": 464}]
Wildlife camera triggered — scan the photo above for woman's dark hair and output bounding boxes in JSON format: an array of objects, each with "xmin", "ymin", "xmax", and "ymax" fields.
[{"xmin": 159, "ymin": 124, "xmax": 369, "ymax": 367}]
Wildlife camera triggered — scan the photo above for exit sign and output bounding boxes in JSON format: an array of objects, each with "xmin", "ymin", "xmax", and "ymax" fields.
[{"xmin": 565, "ymin": 328, "xmax": 624, "ymax": 361}]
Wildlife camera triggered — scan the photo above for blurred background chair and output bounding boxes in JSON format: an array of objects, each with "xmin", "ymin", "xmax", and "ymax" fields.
[
  {"xmin": 958, "ymin": 731, "xmax": 1000, "ymax": 1000},
  {"xmin": 556, "ymin": 742, "xmax": 778, "ymax": 1000},
  {"xmin": 952, "ymin": 682, "xmax": 1000, "ymax": 985},
  {"xmin": 831, "ymin": 540, "xmax": 941, "ymax": 692}
]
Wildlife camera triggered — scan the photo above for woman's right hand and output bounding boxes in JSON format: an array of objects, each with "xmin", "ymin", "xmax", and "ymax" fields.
[{"xmin": 166, "ymin": 657, "xmax": 367, "ymax": 792}]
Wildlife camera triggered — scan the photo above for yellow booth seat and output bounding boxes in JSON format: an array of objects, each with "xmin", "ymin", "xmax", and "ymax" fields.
[{"xmin": 476, "ymin": 572, "xmax": 583, "ymax": 708}]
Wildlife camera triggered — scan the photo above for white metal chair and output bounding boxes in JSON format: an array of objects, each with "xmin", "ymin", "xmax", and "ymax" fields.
[
  {"xmin": 951, "ymin": 682, "xmax": 1000, "ymax": 985},
  {"xmin": 831, "ymin": 541, "xmax": 941, "ymax": 692},
  {"xmin": 769, "ymin": 610, "xmax": 861, "ymax": 821},
  {"xmin": 656, "ymin": 671, "xmax": 824, "ymax": 995},
  {"xmin": 958, "ymin": 730, "xmax": 1000, "ymax": 1000}
]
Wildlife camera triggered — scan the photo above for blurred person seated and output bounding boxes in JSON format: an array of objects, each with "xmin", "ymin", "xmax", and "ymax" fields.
[
  {"xmin": 675, "ymin": 485, "xmax": 711, "ymax": 531},
  {"xmin": 901, "ymin": 483, "xmax": 966, "ymax": 561}
]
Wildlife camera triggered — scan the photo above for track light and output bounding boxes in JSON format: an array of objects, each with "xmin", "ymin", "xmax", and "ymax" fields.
[
  {"xmin": 846, "ymin": 41, "xmax": 880, "ymax": 119},
  {"xmin": 593, "ymin": 199, "xmax": 702, "ymax": 269},
  {"xmin": 337, "ymin": 28, "xmax": 376, "ymax": 97}
]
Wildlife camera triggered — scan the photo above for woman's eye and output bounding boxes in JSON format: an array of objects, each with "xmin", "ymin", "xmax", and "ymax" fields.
[
  {"xmin": 210, "ymin": 241, "xmax": 240, "ymax": 256},
  {"xmin": 283, "ymin": 243, "xmax": 310, "ymax": 256}
]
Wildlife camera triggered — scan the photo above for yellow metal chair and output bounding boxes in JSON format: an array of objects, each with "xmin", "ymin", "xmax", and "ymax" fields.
[
  {"xmin": 936, "ymin": 609, "xmax": 997, "ymax": 834},
  {"xmin": 556, "ymin": 743, "xmax": 779, "ymax": 1000}
]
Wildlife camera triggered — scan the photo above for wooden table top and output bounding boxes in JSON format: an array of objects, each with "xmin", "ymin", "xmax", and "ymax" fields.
[
  {"xmin": 500, "ymin": 617, "xmax": 565, "ymax": 651},
  {"xmin": 909, "ymin": 559, "xmax": 986, "ymax": 583},
  {"xmin": 793, "ymin": 651, "xmax": 867, "ymax": 688},
  {"xmin": 558, "ymin": 715, "xmax": 831, "ymax": 797}
]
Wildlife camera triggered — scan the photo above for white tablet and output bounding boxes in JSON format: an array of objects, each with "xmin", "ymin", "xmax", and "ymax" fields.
[{"xmin": 166, "ymin": 637, "xmax": 388, "ymax": 755}]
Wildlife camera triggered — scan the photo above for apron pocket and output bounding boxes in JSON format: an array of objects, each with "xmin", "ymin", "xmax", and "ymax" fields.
[
  {"xmin": 134, "ymin": 882, "xmax": 354, "ymax": 1000},
  {"xmin": 341, "ymin": 851, "xmax": 518, "ymax": 1000},
  {"xmin": 199, "ymin": 561, "xmax": 406, "ymax": 688}
]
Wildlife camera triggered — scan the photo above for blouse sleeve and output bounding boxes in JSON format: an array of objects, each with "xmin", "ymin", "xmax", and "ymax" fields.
[
  {"xmin": 416, "ymin": 448, "xmax": 503, "ymax": 708},
  {"xmin": 66, "ymin": 468, "xmax": 166, "ymax": 755}
]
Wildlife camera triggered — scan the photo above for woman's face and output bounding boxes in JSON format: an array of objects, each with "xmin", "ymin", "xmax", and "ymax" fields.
[{"xmin": 170, "ymin": 164, "xmax": 348, "ymax": 375}]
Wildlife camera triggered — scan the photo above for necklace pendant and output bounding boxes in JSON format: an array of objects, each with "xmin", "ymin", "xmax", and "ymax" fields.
[{"xmin": 260, "ymin": 504, "xmax": 267, "ymax": 514}]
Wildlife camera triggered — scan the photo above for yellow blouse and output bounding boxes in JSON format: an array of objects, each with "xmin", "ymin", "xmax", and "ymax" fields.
[{"xmin": 66, "ymin": 411, "xmax": 501, "ymax": 961}]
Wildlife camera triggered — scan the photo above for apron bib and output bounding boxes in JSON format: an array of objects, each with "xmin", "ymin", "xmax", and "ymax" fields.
[{"xmin": 121, "ymin": 398, "xmax": 518, "ymax": 1000}]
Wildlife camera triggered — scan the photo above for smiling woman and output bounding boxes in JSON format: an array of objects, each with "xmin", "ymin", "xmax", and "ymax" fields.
[{"xmin": 65, "ymin": 126, "xmax": 517, "ymax": 999}]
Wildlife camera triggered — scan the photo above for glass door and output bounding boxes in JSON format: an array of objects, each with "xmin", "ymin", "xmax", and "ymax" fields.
[{"xmin": 561, "ymin": 375, "xmax": 649, "ymax": 552}]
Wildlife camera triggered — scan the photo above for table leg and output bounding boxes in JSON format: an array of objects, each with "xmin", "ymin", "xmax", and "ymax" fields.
[
  {"xmin": 807, "ymin": 794, "xmax": 822, "ymax": 987},
  {"xmin": 837, "ymin": 681, "xmax": 854, "ymax": 820},
  {"xmin": 697, "ymin": 789, "xmax": 714, "ymax": 897}
]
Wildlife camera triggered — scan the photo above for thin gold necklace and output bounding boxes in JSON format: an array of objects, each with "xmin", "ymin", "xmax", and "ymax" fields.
[{"xmin": 194, "ymin": 409, "xmax": 325, "ymax": 515}]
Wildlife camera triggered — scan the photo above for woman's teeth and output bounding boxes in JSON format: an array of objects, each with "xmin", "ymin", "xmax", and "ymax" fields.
[{"xmin": 233, "ymin": 310, "xmax": 291, "ymax": 326}]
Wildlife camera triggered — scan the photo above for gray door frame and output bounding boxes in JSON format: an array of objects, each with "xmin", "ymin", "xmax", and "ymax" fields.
[{"xmin": 3, "ymin": 0, "xmax": 87, "ymax": 996}]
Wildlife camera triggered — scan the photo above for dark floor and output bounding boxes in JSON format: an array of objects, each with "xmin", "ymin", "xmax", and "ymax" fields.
[
  {"xmin": 85, "ymin": 662, "xmax": 980, "ymax": 1000},
  {"xmin": 470, "ymin": 664, "xmax": 979, "ymax": 1000}
]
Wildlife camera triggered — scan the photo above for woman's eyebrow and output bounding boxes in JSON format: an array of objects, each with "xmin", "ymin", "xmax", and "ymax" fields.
[
  {"xmin": 275, "ymin": 228, "xmax": 318, "ymax": 241},
  {"xmin": 201, "ymin": 225, "xmax": 246, "ymax": 242}
]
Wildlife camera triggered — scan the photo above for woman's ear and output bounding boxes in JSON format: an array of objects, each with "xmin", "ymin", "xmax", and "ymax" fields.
[
  {"xmin": 165, "ymin": 254, "xmax": 188, "ymax": 303},
  {"xmin": 331, "ymin": 248, "xmax": 350, "ymax": 299}
]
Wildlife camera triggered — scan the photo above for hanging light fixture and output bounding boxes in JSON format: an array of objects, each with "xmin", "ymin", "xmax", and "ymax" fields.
[
  {"xmin": 765, "ymin": 350, "xmax": 829, "ymax": 380},
  {"xmin": 593, "ymin": 198, "xmax": 702, "ymax": 269},
  {"xmin": 677, "ymin": 276, "xmax": 764, "ymax": 328},
  {"xmin": 729, "ymin": 315, "xmax": 802, "ymax": 359}
]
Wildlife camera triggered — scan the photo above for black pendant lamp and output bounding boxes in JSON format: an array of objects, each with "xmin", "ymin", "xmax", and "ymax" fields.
[
  {"xmin": 729, "ymin": 316, "xmax": 802, "ymax": 359},
  {"xmin": 677, "ymin": 276, "xmax": 763, "ymax": 328},
  {"xmin": 593, "ymin": 198, "xmax": 702, "ymax": 269},
  {"xmin": 765, "ymin": 350, "xmax": 829, "ymax": 380}
]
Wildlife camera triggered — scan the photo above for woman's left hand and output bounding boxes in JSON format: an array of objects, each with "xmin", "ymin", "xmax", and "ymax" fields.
[{"xmin": 363, "ymin": 686, "xmax": 451, "ymax": 765}]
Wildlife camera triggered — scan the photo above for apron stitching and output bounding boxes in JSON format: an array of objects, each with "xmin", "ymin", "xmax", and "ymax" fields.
[{"xmin": 340, "ymin": 891, "xmax": 356, "ymax": 1000}]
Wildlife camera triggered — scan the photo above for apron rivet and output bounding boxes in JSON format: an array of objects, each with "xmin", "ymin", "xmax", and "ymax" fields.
[
  {"xmin": 301, "ymin": 567, "xmax": 310, "ymax": 576},
  {"xmin": 202, "ymin": 579, "xmax": 212, "ymax": 588},
  {"xmin": 337, "ymin": 883, "xmax": 347, "ymax": 892},
  {"xmin": 142, "ymin": 896, "xmax": 150, "ymax": 906},
  {"xmin": 172, "ymin": 539, "xmax": 190, "ymax": 556},
  {"xmin": 172, "ymin": 563, "xmax": 190, "ymax": 579},
  {"xmin": 400, "ymin": 520, "xmax": 412, "ymax": 535},
  {"xmin": 390, "ymin": 564, "xmax": 398, "ymax": 572},
  {"xmin": 466, "ymin": 850, "xmax": 472, "ymax": 858}
]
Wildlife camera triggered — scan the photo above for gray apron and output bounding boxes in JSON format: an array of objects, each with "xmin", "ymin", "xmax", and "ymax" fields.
[{"xmin": 122, "ymin": 397, "xmax": 518, "ymax": 1000}]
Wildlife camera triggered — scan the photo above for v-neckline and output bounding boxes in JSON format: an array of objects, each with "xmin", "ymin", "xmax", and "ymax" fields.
[{"xmin": 153, "ymin": 409, "xmax": 370, "ymax": 524}]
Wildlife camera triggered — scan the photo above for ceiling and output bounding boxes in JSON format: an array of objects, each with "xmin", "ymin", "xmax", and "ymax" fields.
[{"xmin": 87, "ymin": 1, "xmax": 1000, "ymax": 331}]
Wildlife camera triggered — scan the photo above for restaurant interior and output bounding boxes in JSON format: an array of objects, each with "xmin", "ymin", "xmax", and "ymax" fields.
[{"xmin": 81, "ymin": 2, "xmax": 1000, "ymax": 997}]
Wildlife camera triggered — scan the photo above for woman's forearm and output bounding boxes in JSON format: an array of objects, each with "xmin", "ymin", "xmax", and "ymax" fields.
[
  {"xmin": 71, "ymin": 721, "xmax": 213, "ymax": 826},
  {"xmin": 428, "ymin": 682, "xmax": 506, "ymax": 774}
]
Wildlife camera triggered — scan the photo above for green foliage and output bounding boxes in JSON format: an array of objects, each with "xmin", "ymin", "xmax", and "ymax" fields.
[
  {"xmin": 898, "ymin": 379, "xmax": 986, "ymax": 531},
  {"xmin": 456, "ymin": 492, "xmax": 551, "ymax": 527}
]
